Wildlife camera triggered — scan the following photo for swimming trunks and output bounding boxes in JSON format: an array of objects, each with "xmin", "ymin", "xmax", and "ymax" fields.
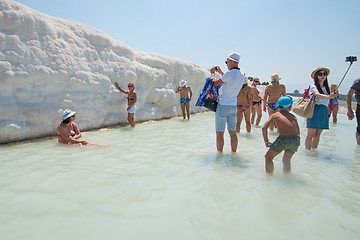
[
  {"xmin": 180, "ymin": 98, "xmax": 189, "ymax": 103},
  {"xmin": 237, "ymin": 105, "xmax": 249, "ymax": 112},
  {"xmin": 268, "ymin": 93, "xmax": 283, "ymax": 96},
  {"xmin": 267, "ymin": 103, "xmax": 278, "ymax": 110},
  {"xmin": 270, "ymin": 135, "xmax": 300, "ymax": 154}
]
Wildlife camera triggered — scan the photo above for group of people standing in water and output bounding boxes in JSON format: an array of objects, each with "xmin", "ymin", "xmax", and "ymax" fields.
[
  {"xmin": 56, "ymin": 51, "xmax": 360, "ymax": 173},
  {"xmin": 235, "ymin": 73, "xmax": 287, "ymax": 134}
]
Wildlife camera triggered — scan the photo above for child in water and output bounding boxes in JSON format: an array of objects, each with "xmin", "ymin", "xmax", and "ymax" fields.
[
  {"xmin": 328, "ymin": 83, "xmax": 340, "ymax": 123},
  {"xmin": 176, "ymin": 80, "xmax": 192, "ymax": 119},
  {"xmin": 262, "ymin": 96, "xmax": 300, "ymax": 174}
]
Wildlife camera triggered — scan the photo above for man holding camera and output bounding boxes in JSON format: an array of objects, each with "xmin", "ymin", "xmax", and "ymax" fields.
[
  {"xmin": 211, "ymin": 52, "xmax": 244, "ymax": 152},
  {"xmin": 347, "ymin": 77, "xmax": 360, "ymax": 145}
]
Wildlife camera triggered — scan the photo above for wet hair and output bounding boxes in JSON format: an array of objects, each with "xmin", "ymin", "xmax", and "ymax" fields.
[
  {"xmin": 241, "ymin": 83, "xmax": 247, "ymax": 90},
  {"xmin": 314, "ymin": 71, "xmax": 330, "ymax": 95}
]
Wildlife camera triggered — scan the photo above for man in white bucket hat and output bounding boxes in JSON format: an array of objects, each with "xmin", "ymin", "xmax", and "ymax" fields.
[
  {"xmin": 210, "ymin": 52, "xmax": 244, "ymax": 152},
  {"xmin": 176, "ymin": 80, "xmax": 193, "ymax": 119}
]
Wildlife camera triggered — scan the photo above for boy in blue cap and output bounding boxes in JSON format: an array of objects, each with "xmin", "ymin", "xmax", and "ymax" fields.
[{"xmin": 262, "ymin": 95, "xmax": 300, "ymax": 174}]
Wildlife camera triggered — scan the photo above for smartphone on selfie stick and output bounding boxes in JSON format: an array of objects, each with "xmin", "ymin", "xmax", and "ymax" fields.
[{"xmin": 337, "ymin": 56, "xmax": 357, "ymax": 90}]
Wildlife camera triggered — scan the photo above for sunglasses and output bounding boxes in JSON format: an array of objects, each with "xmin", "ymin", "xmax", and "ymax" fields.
[
  {"xmin": 254, "ymin": 80, "xmax": 259, "ymax": 83},
  {"xmin": 317, "ymin": 72, "xmax": 328, "ymax": 77},
  {"xmin": 128, "ymin": 85, "xmax": 134, "ymax": 87},
  {"xmin": 225, "ymin": 59, "xmax": 232, "ymax": 64}
]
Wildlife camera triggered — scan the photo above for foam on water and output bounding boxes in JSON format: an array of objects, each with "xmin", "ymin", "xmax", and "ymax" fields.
[{"xmin": 0, "ymin": 112, "xmax": 360, "ymax": 240}]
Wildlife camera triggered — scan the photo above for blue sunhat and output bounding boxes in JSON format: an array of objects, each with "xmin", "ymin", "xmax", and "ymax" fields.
[{"xmin": 278, "ymin": 95, "xmax": 295, "ymax": 110}]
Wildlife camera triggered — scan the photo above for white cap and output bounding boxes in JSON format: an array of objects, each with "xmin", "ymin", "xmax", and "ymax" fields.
[{"xmin": 227, "ymin": 52, "xmax": 241, "ymax": 63}]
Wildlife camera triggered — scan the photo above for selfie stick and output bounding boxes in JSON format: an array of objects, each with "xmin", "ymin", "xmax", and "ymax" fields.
[{"xmin": 337, "ymin": 56, "xmax": 357, "ymax": 89}]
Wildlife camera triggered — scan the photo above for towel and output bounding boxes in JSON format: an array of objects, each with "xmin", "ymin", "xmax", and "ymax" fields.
[{"xmin": 195, "ymin": 77, "xmax": 220, "ymax": 107}]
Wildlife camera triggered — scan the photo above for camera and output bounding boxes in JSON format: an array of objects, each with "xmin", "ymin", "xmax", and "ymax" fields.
[
  {"xmin": 214, "ymin": 66, "xmax": 219, "ymax": 71},
  {"xmin": 346, "ymin": 56, "xmax": 357, "ymax": 63}
]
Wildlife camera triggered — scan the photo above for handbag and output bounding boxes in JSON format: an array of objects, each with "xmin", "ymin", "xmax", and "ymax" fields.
[
  {"xmin": 293, "ymin": 96, "xmax": 316, "ymax": 118},
  {"xmin": 203, "ymin": 91, "xmax": 218, "ymax": 112},
  {"xmin": 204, "ymin": 98, "xmax": 218, "ymax": 112}
]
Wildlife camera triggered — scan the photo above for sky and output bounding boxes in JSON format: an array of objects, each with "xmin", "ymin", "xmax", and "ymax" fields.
[{"xmin": 14, "ymin": 0, "xmax": 360, "ymax": 92}]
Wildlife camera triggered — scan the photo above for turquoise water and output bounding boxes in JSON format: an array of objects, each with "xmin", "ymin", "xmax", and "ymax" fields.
[{"xmin": 0, "ymin": 112, "xmax": 359, "ymax": 240}]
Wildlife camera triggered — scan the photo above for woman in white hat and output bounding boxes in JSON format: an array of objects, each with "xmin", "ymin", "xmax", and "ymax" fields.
[
  {"xmin": 263, "ymin": 74, "xmax": 286, "ymax": 130},
  {"xmin": 305, "ymin": 67, "xmax": 335, "ymax": 150},
  {"xmin": 57, "ymin": 109, "xmax": 89, "ymax": 145}
]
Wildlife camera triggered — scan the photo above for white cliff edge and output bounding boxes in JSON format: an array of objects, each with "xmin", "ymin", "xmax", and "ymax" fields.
[{"xmin": 0, "ymin": 0, "xmax": 209, "ymax": 143}]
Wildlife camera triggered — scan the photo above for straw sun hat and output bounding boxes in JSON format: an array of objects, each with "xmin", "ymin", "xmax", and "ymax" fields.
[
  {"xmin": 243, "ymin": 75, "xmax": 248, "ymax": 84},
  {"xmin": 311, "ymin": 67, "xmax": 330, "ymax": 79},
  {"xmin": 271, "ymin": 74, "xmax": 282, "ymax": 82}
]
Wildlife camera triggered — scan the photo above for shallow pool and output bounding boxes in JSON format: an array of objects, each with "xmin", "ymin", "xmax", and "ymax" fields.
[{"xmin": 0, "ymin": 112, "xmax": 359, "ymax": 240}]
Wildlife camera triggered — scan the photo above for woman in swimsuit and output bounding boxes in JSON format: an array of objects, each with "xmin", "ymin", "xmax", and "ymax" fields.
[
  {"xmin": 236, "ymin": 77, "xmax": 253, "ymax": 133},
  {"xmin": 57, "ymin": 109, "xmax": 89, "ymax": 145},
  {"xmin": 263, "ymin": 74, "xmax": 286, "ymax": 131},
  {"xmin": 250, "ymin": 78, "xmax": 263, "ymax": 126},
  {"xmin": 115, "ymin": 82, "xmax": 137, "ymax": 127},
  {"xmin": 328, "ymin": 83, "xmax": 340, "ymax": 123}
]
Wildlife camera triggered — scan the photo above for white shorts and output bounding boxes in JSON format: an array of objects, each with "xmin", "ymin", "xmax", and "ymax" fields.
[{"xmin": 127, "ymin": 105, "xmax": 136, "ymax": 114}]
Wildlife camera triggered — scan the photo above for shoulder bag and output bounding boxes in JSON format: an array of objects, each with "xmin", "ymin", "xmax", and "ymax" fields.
[{"xmin": 293, "ymin": 95, "xmax": 316, "ymax": 118}]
